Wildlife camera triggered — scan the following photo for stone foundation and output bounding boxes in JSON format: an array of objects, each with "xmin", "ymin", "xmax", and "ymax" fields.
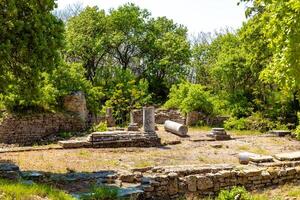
[
  {"xmin": 4, "ymin": 162, "xmax": 300, "ymax": 200},
  {"xmin": 59, "ymin": 131, "xmax": 161, "ymax": 148},
  {"xmin": 0, "ymin": 112, "xmax": 86, "ymax": 145},
  {"xmin": 139, "ymin": 164, "xmax": 300, "ymax": 199}
]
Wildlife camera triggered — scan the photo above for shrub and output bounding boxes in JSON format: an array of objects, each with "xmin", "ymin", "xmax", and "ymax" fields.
[
  {"xmin": 225, "ymin": 112, "xmax": 288, "ymax": 132},
  {"xmin": 224, "ymin": 117, "xmax": 247, "ymax": 130},
  {"xmin": 217, "ymin": 186, "xmax": 252, "ymax": 200},
  {"xmin": 164, "ymin": 83, "xmax": 190, "ymax": 110},
  {"xmin": 245, "ymin": 113, "xmax": 275, "ymax": 132},
  {"xmin": 80, "ymin": 186, "xmax": 119, "ymax": 200},
  {"xmin": 164, "ymin": 82, "xmax": 214, "ymax": 115},
  {"xmin": 93, "ymin": 121, "xmax": 108, "ymax": 132}
]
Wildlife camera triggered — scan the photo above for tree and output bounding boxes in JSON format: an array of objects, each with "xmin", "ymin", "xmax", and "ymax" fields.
[
  {"xmin": 53, "ymin": 2, "xmax": 84, "ymax": 22},
  {"xmin": 108, "ymin": 3, "xmax": 150, "ymax": 71},
  {"xmin": 65, "ymin": 6, "xmax": 108, "ymax": 83},
  {"xmin": 0, "ymin": 0, "xmax": 64, "ymax": 111},
  {"xmin": 141, "ymin": 17, "xmax": 191, "ymax": 102},
  {"xmin": 241, "ymin": 0, "xmax": 300, "ymax": 91}
]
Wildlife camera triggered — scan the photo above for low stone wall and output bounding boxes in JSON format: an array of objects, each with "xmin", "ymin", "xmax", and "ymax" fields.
[
  {"xmin": 186, "ymin": 111, "xmax": 229, "ymax": 126},
  {"xmin": 1, "ymin": 162, "xmax": 300, "ymax": 199},
  {"xmin": 139, "ymin": 165, "xmax": 300, "ymax": 199},
  {"xmin": 0, "ymin": 112, "xmax": 86, "ymax": 145}
]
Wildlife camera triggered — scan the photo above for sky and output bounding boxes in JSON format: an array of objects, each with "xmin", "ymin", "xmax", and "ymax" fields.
[{"xmin": 56, "ymin": 0, "xmax": 247, "ymax": 35}]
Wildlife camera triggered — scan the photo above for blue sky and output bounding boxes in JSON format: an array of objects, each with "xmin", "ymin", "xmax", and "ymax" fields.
[{"xmin": 56, "ymin": 0, "xmax": 247, "ymax": 34}]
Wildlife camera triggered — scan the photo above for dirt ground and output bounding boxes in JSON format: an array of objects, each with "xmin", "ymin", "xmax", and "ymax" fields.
[{"xmin": 0, "ymin": 126, "xmax": 299, "ymax": 173}]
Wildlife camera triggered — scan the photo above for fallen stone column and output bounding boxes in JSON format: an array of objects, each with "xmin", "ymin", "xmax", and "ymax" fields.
[{"xmin": 164, "ymin": 120, "xmax": 188, "ymax": 137}]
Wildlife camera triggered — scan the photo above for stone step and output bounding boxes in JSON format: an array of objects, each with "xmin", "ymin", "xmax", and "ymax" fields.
[{"xmin": 274, "ymin": 151, "xmax": 300, "ymax": 161}]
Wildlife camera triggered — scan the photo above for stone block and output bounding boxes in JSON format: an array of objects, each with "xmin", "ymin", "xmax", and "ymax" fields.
[
  {"xmin": 197, "ymin": 176, "xmax": 214, "ymax": 190},
  {"xmin": 186, "ymin": 175, "xmax": 197, "ymax": 192},
  {"xmin": 275, "ymin": 151, "xmax": 300, "ymax": 161}
]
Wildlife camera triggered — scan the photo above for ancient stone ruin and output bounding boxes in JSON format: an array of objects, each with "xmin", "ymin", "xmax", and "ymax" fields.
[
  {"xmin": 207, "ymin": 128, "xmax": 231, "ymax": 140},
  {"xmin": 2, "ymin": 153, "xmax": 300, "ymax": 200},
  {"xmin": 59, "ymin": 106, "xmax": 161, "ymax": 148},
  {"xmin": 270, "ymin": 130, "xmax": 291, "ymax": 137}
]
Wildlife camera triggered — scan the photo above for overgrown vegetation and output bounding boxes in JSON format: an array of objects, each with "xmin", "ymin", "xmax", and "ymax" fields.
[
  {"xmin": 1, "ymin": 0, "xmax": 300, "ymax": 130},
  {"xmin": 92, "ymin": 121, "xmax": 108, "ymax": 132},
  {"xmin": 80, "ymin": 186, "xmax": 119, "ymax": 200},
  {"xmin": 0, "ymin": 179, "xmax": 74, "ymax": 200},
  {"xmin": 216, "ymin": 186, "xmax": 251, "ymax": 200}
]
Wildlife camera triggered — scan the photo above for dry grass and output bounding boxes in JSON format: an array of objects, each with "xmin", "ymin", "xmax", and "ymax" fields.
[
  {"xmin": 0, "ymin": 126, "xmax": 298, "ymax": 173},
  {"xmin": 252, "ymin": 183, "xmax": 300, "ymax": 200}
]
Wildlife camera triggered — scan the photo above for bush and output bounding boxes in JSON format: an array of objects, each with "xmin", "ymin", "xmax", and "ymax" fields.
[
  {"xmin": 225, "ymin": 112, "xmax": 288, "ymax": 132},
  {"xmin": 224, "ymin": 117, "xmax": 247, "ymax": 130},
  {"xmin": 217, "ymin": 186, "xmax": 252, "ymax": 200},
  {"xmin": 93, "ymin": 121, "xmax": 108, "ymax": 132},
  {"xmin": 164, "ymin": 82, "xmax": 214, "ymax": 115}
]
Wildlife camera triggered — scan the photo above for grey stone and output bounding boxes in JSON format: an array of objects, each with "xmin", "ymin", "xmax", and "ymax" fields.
[
  {"xmin": 164, "ymin": 120, "xmax": 188, "ymax": 137},
  {"xmin": 270, "ymin": 130, "xmax": 291, "ymax": 137},
  {"xmin": 143, "ymin": 107, "xmax": 156, "ymax": 134},
  {"xmin": 275, "ymin": 151, "xmax": 300, "ymax": 161}
]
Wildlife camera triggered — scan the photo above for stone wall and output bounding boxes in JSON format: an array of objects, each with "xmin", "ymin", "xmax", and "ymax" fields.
[
  {"xmin": 132, "ymin": 164, "xmax": 300, "ymax": 199},
  {"xmin": 155, "ymin": 109, "xmax": 185, "ymax": 124},
  {"xmin": 186, "ymin": 111, "xmax": 229, "ymax": 127},
  {"xmin": 131, "ymin": 109, "xmax": 185, "ymax": 127},
  {"xmin": 1, "ymin": 161, "xmax": 300, "ymax": 199},
  {"xmin": 0, "ymin": 112, "xmax": 86, "ymax": 145}
]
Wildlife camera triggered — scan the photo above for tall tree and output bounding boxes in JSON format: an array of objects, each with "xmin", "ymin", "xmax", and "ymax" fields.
[
  {"xmin": 108, "ymin": 3, "xmax": 150, "ymax": 71},
  {"xmin": 141, "ymin": 17, "xmax": 191, "ymax": 102},
  {"xmin": 0, "ymin": 0, "xmax": 64, "ymax": 111},
  {"xmin": 65, "ymin": 6, "xmax": 108, "ymax": 83}
]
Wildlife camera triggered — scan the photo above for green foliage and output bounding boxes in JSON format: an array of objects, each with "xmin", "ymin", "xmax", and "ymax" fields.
[
  {"xmin": 66, "ymin": 6, "xmax": 108, "ymax": 82},
  {"xmin": 58, "ymin": 132, "xmax": 74, "ymax": 139},
  {"xmin": 164, "ymin": 82, "xmax": 214, "ymax": 115},
  {"xmin": 181, "ymin": 84, "xmax": 213, "ymax": 114},
  {"xmin": 0, "ymin": 0, "xmax": 64, "ymax": 112},
  {"xmin": 0, "ymin": 179, "xmax": 74, "ymax": 200},
  {"xmin": 225, "ymin": 113, "xmax": 288, "ymax": 132},
  {"xmin": 293, "ymin": 112, "xmax": 300, "ymax": 140},
  {"xmin": 93, "ymin": 122, "xmax": 108, "ymax": 132},
  {"xmin": 65, "ymin": 3, "xmax": 191, "ymax": 103},
  {"xmin": 52, "ymin": 62, "xmax": 104, "ymax": 114},
  {"xmin": 80, "ymin": 186, "xmax": 119, "ymax": 200},
  {"xmin": 224, "ymin": 117, "xmax": 247, "ymax": 131},
  {"xmin": 104, "ymin": 71, "xmax": 151, "ymax": 124},
  {"xmin": 217, "ymin": 186, "xmax": 252, "ymax": 200}
]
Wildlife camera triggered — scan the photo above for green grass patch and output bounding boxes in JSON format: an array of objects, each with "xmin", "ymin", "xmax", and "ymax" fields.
[
  {"xmin": 80, "ymin": 186, "xmax": 119, "ymax": 200},
  {"xmin": 0, "ymin": 179, "xmax": 74, "ymax": 200}
]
